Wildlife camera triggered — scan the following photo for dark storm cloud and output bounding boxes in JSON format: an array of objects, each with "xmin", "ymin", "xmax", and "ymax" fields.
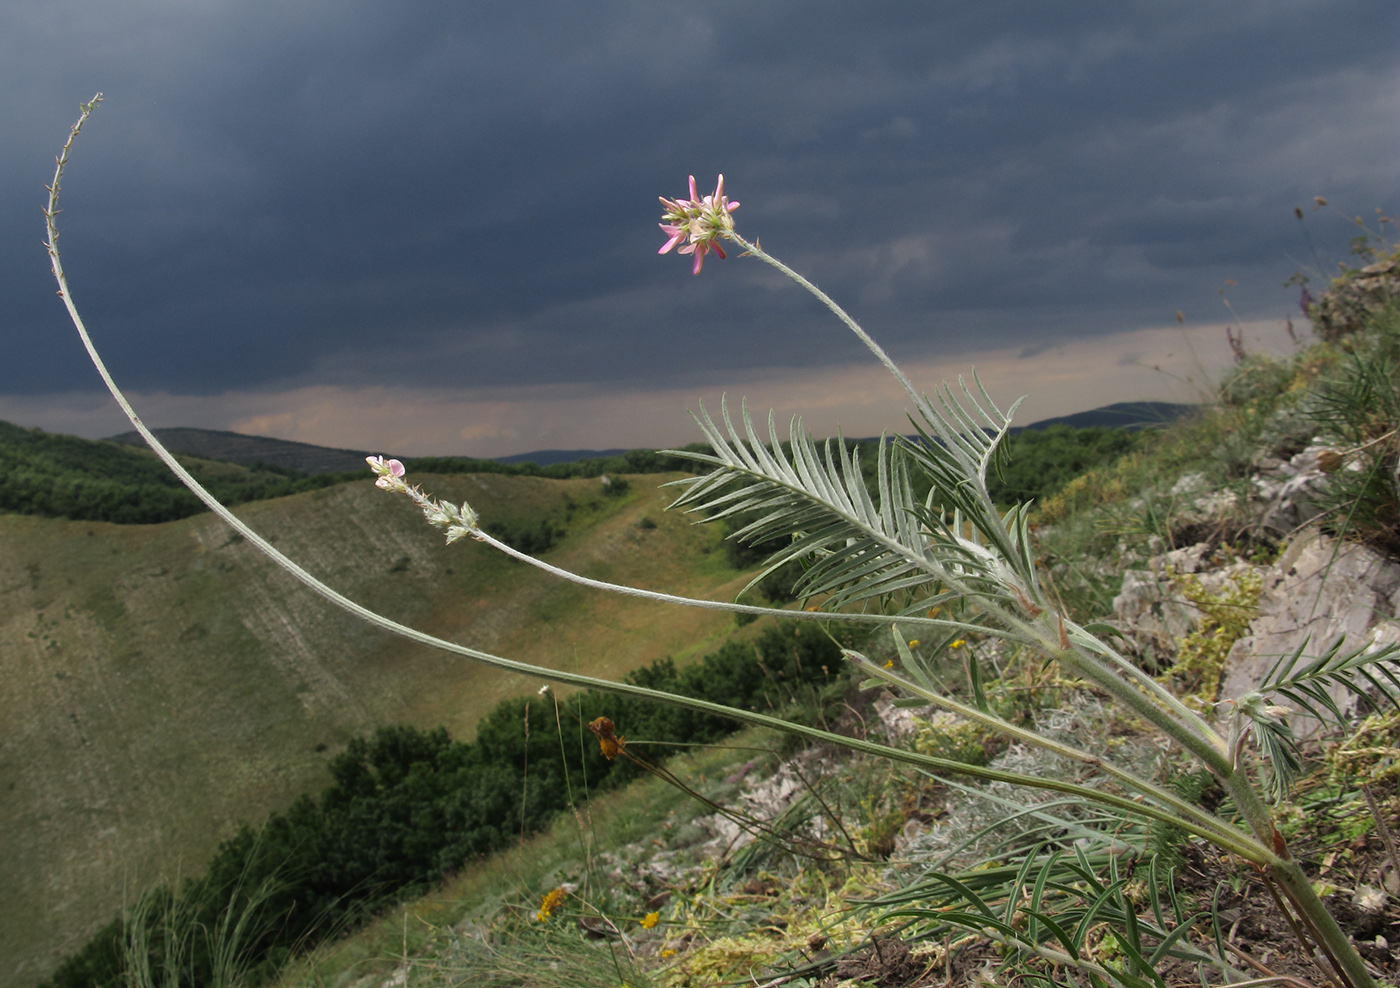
[{"xmin": 3, "ymin": 0, "xmax": 1396, "ymax": 401}]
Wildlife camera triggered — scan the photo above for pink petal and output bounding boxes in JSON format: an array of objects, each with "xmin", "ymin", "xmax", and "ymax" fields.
[
  {"xmin": 687, "ymin": 175, "xmax": 698, "ymax": 201},
  {"xmin": 658, "ymin": 226, "xmax": 685, "ymax": 254}
]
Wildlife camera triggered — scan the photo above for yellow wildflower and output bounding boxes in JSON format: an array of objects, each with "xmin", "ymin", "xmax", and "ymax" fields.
[
  {"xmin": 883, "ymin": 659, "xmax": 895, "ymax": 669},
  {"xmin": 588, "ymin": 716, "xmax": 626, "ymax": 760},
  {"xmin": 536, "ymin": 887, "xmax": 566, "ymax": 921},
  {"xmin": 950, "ymin": 639, "xmax": 965, "ymax": 649},
  {"xmin": 640, "ymin": 911, "xmax": 660, "ymax": 929},
  {"xmin": 908, "ymin": 639, "xmax": 919, "ymax": 648}
]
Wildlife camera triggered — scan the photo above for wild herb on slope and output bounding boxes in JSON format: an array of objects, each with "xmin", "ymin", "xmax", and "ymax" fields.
[
  {"xmin": 1159, "ymin": 568, "xmax": 1262, "ymax": 706},
  {"xmin": 46, "ymin": 101, "xmax": 1400, "ymax": 988}
]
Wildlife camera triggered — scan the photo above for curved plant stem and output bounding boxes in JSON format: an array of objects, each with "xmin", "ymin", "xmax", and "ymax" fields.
[
  {"xmin": 473, "ymin": 529, "xmax": 1009, "ymax": 640},
  {"xmin": 42, "ymin": 96, "xmax": 1267, "ymax": 865},
  {"xmin": 731, "ymin": 233, "xmax": 935, "ymax": 424},
  {"xmin": 44, "ymin": 101, "xmax": 1372, "ymax": 987}
]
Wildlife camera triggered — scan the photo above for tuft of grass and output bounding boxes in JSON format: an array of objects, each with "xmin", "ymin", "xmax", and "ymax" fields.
[{"xmin": 1306, "ymin": 302, "xmax": 1400, "ymax": 557}]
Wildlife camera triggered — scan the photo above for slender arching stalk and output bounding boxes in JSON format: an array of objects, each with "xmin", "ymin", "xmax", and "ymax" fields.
[
  {"xmin": 474, "ymin": 528, "xmax": 1018, "ymax": 641},
  {"xmin": 43, "ymin": 94, "xmax": 1272, "ymax": 863},
  {"xmin": 45, "ymin": 106, "xmax": 1377, "ymax": 988}
]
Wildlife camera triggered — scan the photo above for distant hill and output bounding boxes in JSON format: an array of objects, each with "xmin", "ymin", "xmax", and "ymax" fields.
[
  {"xmin": 104, "ymin": 429, "xmax": 641, "ymax": 473},
  {"xmin": 106, "ymin": 402, "xmax": 1197, "ymax": 473},
  {"xmin": 105, "ymin": 427, "xmax": 386, "ymax": 474},
  {"xmin": 0, "ymin": 422, "xmax": 353, "ymax": 525},
  {"xmin": 1012, "ymin": 400, "xmax": 1194, "ymax": 433},
  {"xmin": 496, "ymin": 447, "xmax": 631, "ymax": 466},
  {"xmin": 0, "ymin": 470, "xmax": 743, "ymax": 986}
]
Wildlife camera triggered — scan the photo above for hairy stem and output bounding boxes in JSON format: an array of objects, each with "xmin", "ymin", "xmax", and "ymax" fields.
[
  {"xmin": 1224, "ymin": 769, "xmax": 1375, "ymax": 988},
  {"xmin": 849, "ymin": 651, "xmax": 1253, "ymax": 853},
  {"xmin": 472, "ymin": 529, "xmax": 1008, "ymax": 640}
]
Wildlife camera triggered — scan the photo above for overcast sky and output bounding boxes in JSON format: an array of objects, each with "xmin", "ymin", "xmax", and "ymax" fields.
[{"xmin": 3, "ymin": 0, "xmax": 1396, "ymax": 457}]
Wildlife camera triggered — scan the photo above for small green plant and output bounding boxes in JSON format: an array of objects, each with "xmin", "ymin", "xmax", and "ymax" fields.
[
  {"xmin": 1326, "ymin": 709, "xmax": 1400, "ymax": 787},
  {"xmin": 1159, "ymin": 568, "xmax": 1262, "ymax": 705},
  {"xmin": 911, "ymin": 714, "xmax": 997, "ymax": 768}
]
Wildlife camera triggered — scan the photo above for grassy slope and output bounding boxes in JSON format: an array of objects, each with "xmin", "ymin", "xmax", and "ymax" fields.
[
  {"xmin": 273, "ymin": 725, "xmax": 791, "ymax": 988},
  {"xmin": 0, "ymin": 471, "xmax": 741, "ymax": 987}
]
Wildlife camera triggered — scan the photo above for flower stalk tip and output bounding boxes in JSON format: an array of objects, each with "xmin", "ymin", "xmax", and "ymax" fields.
[
  {"xmin": 366, "ymin": 455, "xmax": 406, "ymax": 491},
  {"xmin": 658, "ymin": 174, "xmax": 739, "ymax": 275},
  {"xmin": 366, "ymin": 455, "xmax": 481, "ymax": 544}
]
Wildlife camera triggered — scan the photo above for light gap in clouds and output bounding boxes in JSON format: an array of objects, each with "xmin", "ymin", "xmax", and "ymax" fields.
[{"xmin": 1, "ymin": 318, "xmax": 1303, "ymax": 460}]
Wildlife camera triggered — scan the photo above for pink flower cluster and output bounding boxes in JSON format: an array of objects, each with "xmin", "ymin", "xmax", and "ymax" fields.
[{"xmin": 658, "ymin": 174, "xmax": 739, "ymax": 275}]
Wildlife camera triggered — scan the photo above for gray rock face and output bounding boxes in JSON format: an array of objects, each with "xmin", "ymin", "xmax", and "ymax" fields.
[
  {"xmin": 1112, "ymin": 505, "xmax": 1400, "ymax": 738},
  {"xmin": 1310, "ymin": 256, "xmax": 1400, "ymax": 343},
  {"xmin": 1111, "ymin": 543, "xmax": 1257, "ymax": 670},
  {"xmin": 1248, "ymin": 442, "xmax": 1335, "ymax": 535},
  {"xmin": 1221, "ymin": 528, "xmax": 1400, "ymax": 734}
]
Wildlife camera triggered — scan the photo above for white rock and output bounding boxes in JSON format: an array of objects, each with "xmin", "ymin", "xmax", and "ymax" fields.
[
  {"xmin": 1221, "ymin": 528, "xmax": 1400, "ymax": 736},
  {"xmin": 1111, "ymin": 543, "xmax": 1259, "ymax": 668}
]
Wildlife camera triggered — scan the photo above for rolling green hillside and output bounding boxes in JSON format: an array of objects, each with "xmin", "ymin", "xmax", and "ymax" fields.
[
  {"xmin": 0, "ymin": 470, "xmax": 742, "ymax": 986},
  {"xmin": 0, "ymin": 420, "xmax": 367, "ymax": 524}
]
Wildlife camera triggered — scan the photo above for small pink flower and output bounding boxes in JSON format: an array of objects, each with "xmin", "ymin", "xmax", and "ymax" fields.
[
  {"xmin": 366, "ymin": 455, "xmax": 406, "ymax": 490},
  {"xmin": 658, "ymin": 174, "xmax": 739, "ymax": 275}
]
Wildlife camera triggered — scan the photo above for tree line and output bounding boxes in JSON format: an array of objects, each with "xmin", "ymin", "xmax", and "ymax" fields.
[{"xmin": 0, "ymin": 421, "xmax": 351, "ymax": 524}]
